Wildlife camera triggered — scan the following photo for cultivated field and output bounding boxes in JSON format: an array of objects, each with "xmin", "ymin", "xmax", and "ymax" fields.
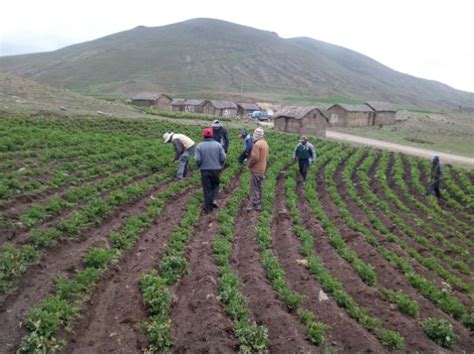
[{"xmin": 0, "ymin": 115, "xmax": 472, "ymax": 353}]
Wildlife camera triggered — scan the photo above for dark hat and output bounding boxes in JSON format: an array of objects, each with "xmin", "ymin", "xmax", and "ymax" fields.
[{"xmin": 240, "ymin": 129, "xmax": 248, "ymax": 137}]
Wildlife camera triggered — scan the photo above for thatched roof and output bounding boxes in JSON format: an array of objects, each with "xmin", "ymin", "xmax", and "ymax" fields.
[
  {"xmin": 185, "ymin": 99, "xmax": 208, "ymax": 106},
  {"xmin": 237, "ymin": 103, "xmax": 260, "ymax": 111},
  {"xmin": 328, "ymin": 104, "xmax": 374, "ymax": 113},
  {"xmin": 132, "ymin": 92, "xmax": 171, "ymax": 101},
  {"xmin": 210, "ymin": 100, "xmax": 238, "ymax": 109},
  {"xmin": 274, "ymin": 105, "xmax": 328, "ymax": 120},
  {"xmin": 171, "ymin": 98, "xmax": 186, "ymax": 106},
  {"xmin": 365, "ymin": 101, "xmax": 395, "ymax": 112}
]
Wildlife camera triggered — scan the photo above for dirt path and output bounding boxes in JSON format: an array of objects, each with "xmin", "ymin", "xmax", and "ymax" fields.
[
  {"xmin": 326, "ymin": 131, "xmax": 474, "ymax": 167},
  {"xmin": 170, "ymin": 176, "xmax": 242, "ymax": 352},
  {"xmin": 231, "ymin": 203, "xmax": 315, "ymax": 352}
]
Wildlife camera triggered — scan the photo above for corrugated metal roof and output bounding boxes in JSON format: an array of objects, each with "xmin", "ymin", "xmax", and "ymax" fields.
[
  {"xmin": 365, "ymin": 101, "xmax": 395, "ymax": 112},
  {"xmin": 274, "ymin": 105, "xmax": 325, "ymax": 120},
  {"xmin": 210, "ymin": 100, "xmax": 238, "ymax": 109},
  {"xmin": 328, "ymin": 104, "xmax": 374, "ymax": 112},
  {"xmin": 237, "ymin": 103, "xmax": 260, "ymax": 110}
]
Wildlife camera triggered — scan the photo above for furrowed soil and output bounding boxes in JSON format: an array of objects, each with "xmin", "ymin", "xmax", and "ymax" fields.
[{"xmin": 1, "ymin": 115, "xmax": 472, "ymax": 353}]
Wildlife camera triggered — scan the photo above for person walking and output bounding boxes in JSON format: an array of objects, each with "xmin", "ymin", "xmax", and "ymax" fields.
[
  {"xmin": 195, "ymin": 128, "xmax": 226, "ymax": 213},
  {"xmin": 293, "ymin": 136, "xmax": 315, "ymax": 183},
  {"xmin": 247, "ymin": 127, "xmax": 269, "ymax": 211},
  {"xmin": 238, "ymin": 129, "xmax": 253, "ymax": 164},
  {"xmin": 163, "ymin": 132, "xmax": 195, "ymax": 179},
  {"xmin": 211, "ymin": 120, "xmax": 229, "ymax": 153},
  {"xmin": 425, "ymin": 155, "xmax": 443, "ymax": 199}
]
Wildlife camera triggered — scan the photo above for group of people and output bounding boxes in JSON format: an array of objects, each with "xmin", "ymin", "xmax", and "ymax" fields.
[
  {"xmin": 163, "ymin": 120, "xmax": 271, "ymax": 214},
  {"xmin": 163, "ymin": 119, "xmax": 444, "ymax": 215}
]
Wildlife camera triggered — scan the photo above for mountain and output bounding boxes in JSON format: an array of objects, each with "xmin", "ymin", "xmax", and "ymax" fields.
[{"xmin": 0, "ymin": 18, "xmax": 472, "ymax": 109}]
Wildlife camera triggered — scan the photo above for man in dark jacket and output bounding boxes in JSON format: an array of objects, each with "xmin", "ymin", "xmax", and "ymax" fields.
[
  {"xmin": 195, "ymin": 128, "xmax": 226, "ymax": 213},
  {"xmin": 211, "ymin": 120, "xmax": 229, "ymax": 153},
  {"xmin": 238, "ymin": 129, "xmax": 253, "ymax": 164},
  {"xmin": 425, "ymin": 155, "xmax": 443, "ymax": 199},
  {"xmin": 292, "ymin": 136, "xmax": 316, "ymax": 182}
]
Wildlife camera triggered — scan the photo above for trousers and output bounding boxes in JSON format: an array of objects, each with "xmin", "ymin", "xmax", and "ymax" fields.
[
  {"xmin": 201, "ymin": 170, "xmax": 220, "ymax": 212},
  {"xmin": 250, "ymin": 172, "xmax": 265, "ymax": 209}
]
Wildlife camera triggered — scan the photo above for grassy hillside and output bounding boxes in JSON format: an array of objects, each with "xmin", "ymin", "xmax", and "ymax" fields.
[{"xmin": 1, "ymin": 18, "xmax": 473, "ymax": 110}]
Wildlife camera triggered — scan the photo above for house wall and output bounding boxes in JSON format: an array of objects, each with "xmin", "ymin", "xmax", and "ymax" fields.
[
  {"xmin": 154, "ymin": 96, "xmax": 172, "ymax": 111},
  {"xmin": 201, "ymin": 102, "xmax": 214, "ymax": 115},
  {"xmin": 328, "ymin": 106, "xmax": 348, "ymax": 126},
  {"xmin": 218, "ymin": 108, "xmax": 237, "ymax": 117},
  {"xmin": 346, "ymin": 112, "xmax": 373, "ymax": 127},
  {"xmin": 274, "ymin": 112, "xmax": 327, "ymax": 137},
  {"xmin": 374, "ymin": 111, "xmax": 395, "ymax": 125},
  {"xmin": 328, "ymin": 106, "xmax": 372, "ymax": 127},
  {"xmin": 274, "ymin": 117, "xmax": 287, "ymax": 131},
  {"xmin": 238, "ymin": 108, "xmax": 258, "ymax": 117},
  {"xmin": 131, "ymin": 99, "xmax": 154, "ymax": 107},
  {"xmin": 172, "ymin": 105, "xmax": 184, "ymax": 112},
  {"xmin": 301, "ymin": 113, "xmax": 327, "ymax": 137}
]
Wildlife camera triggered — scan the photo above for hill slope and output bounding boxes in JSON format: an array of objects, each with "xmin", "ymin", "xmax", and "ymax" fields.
[
  {"xmin": 0, "ymin": 18, "xmax": 472, "ymax": 109},
  {"xmin": 0, "ymin": 73, "xmax": 146, "ymax": 118}
]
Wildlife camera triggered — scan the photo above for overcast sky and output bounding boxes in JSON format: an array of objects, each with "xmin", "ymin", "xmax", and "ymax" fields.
[{"xmin": 1, "ymin": 0, "xmax": 473, "ymax": 92}]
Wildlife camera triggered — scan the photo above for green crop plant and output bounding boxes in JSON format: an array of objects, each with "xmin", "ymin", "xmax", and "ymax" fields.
[{"xmin": 421, "ymin": 318, "xmax": 459, "ymax": 348}]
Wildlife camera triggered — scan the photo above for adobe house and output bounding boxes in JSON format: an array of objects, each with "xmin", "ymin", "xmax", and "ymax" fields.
[
  {"xmin": 327, "ymin": 104, "xmax": 375, "ymax": 127},
  {"xmin": 237, "ymin": 103, "xmax": 261, "ymax": 117},
  {"xmin": 205, "ymin": 100, "xmax": 238, "ymax": 117},
  {"xmin": 171, "ymin": 98, "xmax": 186, "ymax": 112},
  {"xmin": 183, "ymin": 99, "xmax": 209, "ymax": 113},
  {"xmin": 131, "ymin": 92, "xmax": 172, "ymax": 110},
  {"xmin": 364, "ymin": 101, "xmax": 396, "ymax": 125},
  {"xmin": 273, "ymin": 106, "xmax": 329, "ymax": 137}
]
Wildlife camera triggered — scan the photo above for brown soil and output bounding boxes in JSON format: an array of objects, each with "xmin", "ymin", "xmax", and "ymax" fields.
[
  {"xmin": 0, "ymin": 178, "xmax": 179, "ymax": 353},
  {"xmin": 170, "ymin": 176, "xmax": 242, "ymax": 353},
  {"xmin": 363, "ymin": 156, "xmax": 472, "ymax": 281},
  {"xmin": 298, "ymin": 161, "xmax": 457, "ymax": 352},
  {"xmin": 325, "ymin": 156, "xmax": 473, "ymax": 349},
  {"xmin": 61, "ymin": 186, "xmax": 198, "ymax": 353},
  {"xmin": 387, "ymin": 155, "xmax": 471, "ymax": 253},
  {"xmin": 271, "ymin": 171, "xmax": 383, "ymax": 352},
  {"xmin": 230, "ymin": 198, "xmax": 316, "ymax": 352},
  {"xmin": 400, "ymin": 156, "xmax": 468, "ymax": 236},
  {"xmin": 333, "ymin": 155, "xmax": 472, "ymax": 308},
  {"xmin": 0, "ymin": 171, "xmax": 152, "ymax": 246}
]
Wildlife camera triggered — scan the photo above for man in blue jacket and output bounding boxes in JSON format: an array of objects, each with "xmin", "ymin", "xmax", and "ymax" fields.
[
  {"xmin": 238, "ymin": 129, "xmax": 253, "ymax": 164},
  {"xmin": 293, "ymin": 136, "xmax": 316, "ymax": 183},
  {"xmin": 195, "ymin": 128, "xmax": 226, "ymax": 213}
]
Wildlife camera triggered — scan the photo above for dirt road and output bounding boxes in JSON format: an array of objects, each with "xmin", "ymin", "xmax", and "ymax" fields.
[{"xmin": 326, "ymin": 130, "xmax": 474, "ymax": 167}]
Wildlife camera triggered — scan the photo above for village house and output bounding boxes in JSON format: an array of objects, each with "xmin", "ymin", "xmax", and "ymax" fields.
[
  {"xmin": 364, "ymin": 101, "xmax": 396, "ymax": 125},
  {"xmin": 237, "ymin": 103, "xmax": 261, "ymax": 117},
  {"xmin": 171, "ymin": 99, "xmax": 209, "ymax": 113},
  {"xmin": 327, "ymin": 104, "xmax": 375, "ymax": 127},
  {"xmin": 273, "ymin": 106, "xmax": 329, "ymax": 137},
  {"xmin": 130, "ymin": 92, "xmax": 173, "ymax": 110},
  {"xmin": 204, "ymin": 100, "xmax": 238, "ymax": 117},
  {"xmin": 171, "ymin": 98, "xmax": 186, "ymax": 112}
]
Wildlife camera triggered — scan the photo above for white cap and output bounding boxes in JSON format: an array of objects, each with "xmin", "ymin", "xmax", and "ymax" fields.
[
  {"xmin": 212, "ymin": 120, "xmax": 221, "ymax": 128},
  {"xmin": 163, "ymin": 132, "xmax": 173, "ymax": 143}
]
